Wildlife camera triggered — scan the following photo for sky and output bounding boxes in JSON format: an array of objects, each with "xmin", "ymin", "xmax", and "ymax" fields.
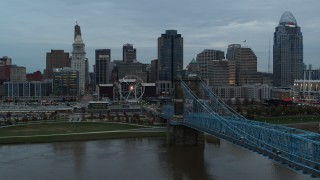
[{"xmin": 1, "ymin": 0, "xmax": 320, "ymax": 73}]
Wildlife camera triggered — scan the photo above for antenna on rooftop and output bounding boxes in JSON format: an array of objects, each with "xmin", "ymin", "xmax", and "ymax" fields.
[{"xmin": 243, "ymin": 40, "xmax": 247, "ymax": 48}]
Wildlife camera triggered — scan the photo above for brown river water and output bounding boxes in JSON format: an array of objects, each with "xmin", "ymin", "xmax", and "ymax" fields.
[{"xmin": 0, "ymin": 135, "xmax": 315, "ymax": 180}]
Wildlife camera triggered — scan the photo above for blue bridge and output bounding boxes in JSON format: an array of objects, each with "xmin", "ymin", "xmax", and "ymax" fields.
[{"xmin": 159, "ymin": 79, "xmax": 320, "ymax": 177}]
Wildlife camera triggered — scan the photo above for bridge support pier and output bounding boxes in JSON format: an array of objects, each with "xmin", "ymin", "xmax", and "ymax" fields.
[{"xmin": 168, "ymin": 125, "xmax": 204, "ymax": 146}]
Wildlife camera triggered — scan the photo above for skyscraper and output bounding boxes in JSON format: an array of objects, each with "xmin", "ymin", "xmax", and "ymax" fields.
[
  {"xmin": 273, "ymin": 11, "xmax": 303, "ymax": 87},
  {"xmin": 226, "ymin": 44, "xmax": 261, "ymax": 86},
  {"xmin": 10, "ymin": 65, "xmax": 26, "ymax": 82},
  {"xmin": 44, "ymin": 50, "xmax": 70, "ymax": 79},
  {"xmin": 123, "ymin": 44, "xmax": 136, "ymax": 63},
  {"xmin": 116, "ymin": 62, "xmax": 146, "ymax": 81},
  {"xmin": 207, "ymin": 59, "xmax": 235, "ymax": 86},
  {"xmin": 157, "ymin": 30, "xmax": 183, "ymax": 94},
  {"xmin": 85, "ymin": 58, "xmax": 89, "ymax": 90},
  {"xmin": 53, "ymin": 68, "xmax": 79, "ymax": 98},
  {"xmin": 0, "ymin": 56, "xmax": 11, "ymax": 84},
  {"xmin": 71, "ymin": 23, "xmax": 87, "ymax": 95},
  {"xmin": 95, "ymin": 49, "xmax": 111, "ymax": 85},
  {"xmin": 150, "ymin": 59, "xmax": 158, "ymax": 83},
  {"xmin": 196, "ymin": 49, "xmax": 225, "ymax": 83}
]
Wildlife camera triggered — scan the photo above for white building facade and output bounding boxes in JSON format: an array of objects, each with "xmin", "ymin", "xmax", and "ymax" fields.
[{"xmin": 71, "ymin": 24, "xmax": 86, "ymax": 95}]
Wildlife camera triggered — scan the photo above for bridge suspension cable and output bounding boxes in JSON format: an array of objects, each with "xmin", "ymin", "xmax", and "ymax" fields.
[{"xmin": 178, "ymin": 79, "xmax": 320, "ymax": 176}]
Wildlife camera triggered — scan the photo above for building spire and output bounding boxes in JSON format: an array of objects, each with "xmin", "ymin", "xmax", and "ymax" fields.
[{"xmin": 74, "ymin": 23, "xmax": 81, "ymax": 40}]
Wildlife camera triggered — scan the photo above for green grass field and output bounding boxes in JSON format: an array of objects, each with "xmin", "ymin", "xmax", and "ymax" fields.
[
  {"xmin": 0, "ymin": 122, "xmax": 144, "ymax": 136},
  {"xmin": 254, "ymin": 115, "xmax": 320, "ymax": 124},
  {"xmin": 0, "ymin": 122, "xmax": 165, "ymax": 144}
]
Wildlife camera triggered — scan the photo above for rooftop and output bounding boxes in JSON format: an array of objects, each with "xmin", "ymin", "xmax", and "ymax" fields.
[{"xmin": 279, "ymin": 11, "xmax": 297, "ymax": 26}]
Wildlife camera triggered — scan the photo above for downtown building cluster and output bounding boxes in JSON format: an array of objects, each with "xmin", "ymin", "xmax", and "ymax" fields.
[{"xmin": 0, "ymin": 11, "xmax": 318, "ymax": 103}]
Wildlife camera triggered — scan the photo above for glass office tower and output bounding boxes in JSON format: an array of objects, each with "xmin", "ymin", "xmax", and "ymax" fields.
[{"xmin": 273, "ymin": 11, "xmax": 303, "ymax": 87}]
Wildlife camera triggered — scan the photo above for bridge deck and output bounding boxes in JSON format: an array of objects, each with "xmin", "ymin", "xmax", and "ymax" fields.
[{"xmin": 158, "ymin": 79, "xmax": 320, "ymax": 177}]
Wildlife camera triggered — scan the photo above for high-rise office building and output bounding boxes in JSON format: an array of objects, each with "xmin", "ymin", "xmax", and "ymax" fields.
[
  {"xmin": 85, "ymin": 58, "xmax": 89, "ymax": 90},
  {"xmin": 157, "ymin": 30, "xmax": 183, "ymax": 94},
  {"xmin": 208, "ymin": 59, "xmax": 235, "ymax": 86},
  {"xmin": 0, "ymin": 56, "xmax": 12, "ymax": 84},
  {"xmin": 123, "ymin": 44, "xmax": 136, "ymax": 63},
  {"xmin": 44, "ymin": 50, "xmax": 70, "ymax": 79},
  {"xmin": 150, "ymin": 59, "xmax": 158, "ymax": 83},
  {"xmin": 226, "ymin": 44, "xmax": 261, "ymax": 86},
  {"xmin": 273, "ymin": 11, "xmax": 303, "ymax": 87},
  {"xmin": 10, "ymin": 65, "xmax": 26, "ymax": 82},
  {"xmin": 95, "ymin": 49, "xmax": 111, "ymax": 85},
  {"xmin": 53, "ymin": 68, "xmax": 79, "ymax": 98},
  {"xmin": 115, "ymin": 62, "xmax": 146, "ymax": 82},
  {"xmin": 196, "ymin": 49, "xmax": 225, "ymax": 83},
  {"xmin": 71, "ymin": 23, "xmax": 86, "ymax": 95}
]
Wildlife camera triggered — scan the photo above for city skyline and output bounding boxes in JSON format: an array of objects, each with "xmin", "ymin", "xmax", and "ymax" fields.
[{"xmin": 1, "ymin": 0, "xmax": 320, "ymax": 73}]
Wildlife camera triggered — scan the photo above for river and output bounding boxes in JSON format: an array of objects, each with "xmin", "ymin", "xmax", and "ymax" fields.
[{"xmin": 0, "ymin": 137, "xmax": 314, "ymax": 180}]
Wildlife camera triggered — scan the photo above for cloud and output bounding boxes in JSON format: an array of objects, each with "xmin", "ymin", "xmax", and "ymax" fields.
[{"xmin": 0, "ymin": 0, "xmax": 319, "ymax": 73}]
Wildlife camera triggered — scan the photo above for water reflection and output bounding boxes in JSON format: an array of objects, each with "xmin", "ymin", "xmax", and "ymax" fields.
[
  {"xmin": 0, "ymin": 138, "xmax": 313, "ymax": 180},
  {"xmin": 271, "ymin": 163, "xmax": 304, "ymax": 180},
  {"xmin": 160, "ymin": 144, "xmax": 212, "ymax": 180},
  {"xmin": 52, "ymin": 142, "xmax": 86, "ymax": 178}
]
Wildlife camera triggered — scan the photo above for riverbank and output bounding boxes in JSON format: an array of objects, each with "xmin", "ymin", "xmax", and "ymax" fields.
[
  {"xmin": 0, "ymin": 122, "xmax": 166, "ymax": 144},
  {"xmin": 1, "ymin": 116, "xmax": 319, "ymax": 145},
  {"xmin": 254, "ymin": 115, "xmax": 320, "ymax": 124}
]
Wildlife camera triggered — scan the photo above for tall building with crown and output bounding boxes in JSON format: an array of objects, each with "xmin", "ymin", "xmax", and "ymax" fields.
[
  {"xmin": 273, "ymin": 11, "xmax": 303, "ymax": 87},
  {"xmin": 71, "ymin": 23, "xmax": 87, "ymax": 95}
]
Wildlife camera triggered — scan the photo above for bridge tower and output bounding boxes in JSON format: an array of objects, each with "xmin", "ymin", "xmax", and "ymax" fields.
[{"xmin": 167, "ymin": 76, "xmax": 204, "ymax": 146}]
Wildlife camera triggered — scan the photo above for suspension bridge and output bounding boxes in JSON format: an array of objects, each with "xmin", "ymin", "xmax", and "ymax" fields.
[{"xmin": 159, "ymin": 78, "xmax": 320, "ymax": 177}]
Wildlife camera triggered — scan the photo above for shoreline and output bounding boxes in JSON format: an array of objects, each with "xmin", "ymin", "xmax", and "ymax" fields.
[
  {"xmin": 0, "ymin": 120, "xmax": 318, "ymax": 145},
  {"xmin": 0, "ymin": 131, "xmax": 166, "ymax": 145}
]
